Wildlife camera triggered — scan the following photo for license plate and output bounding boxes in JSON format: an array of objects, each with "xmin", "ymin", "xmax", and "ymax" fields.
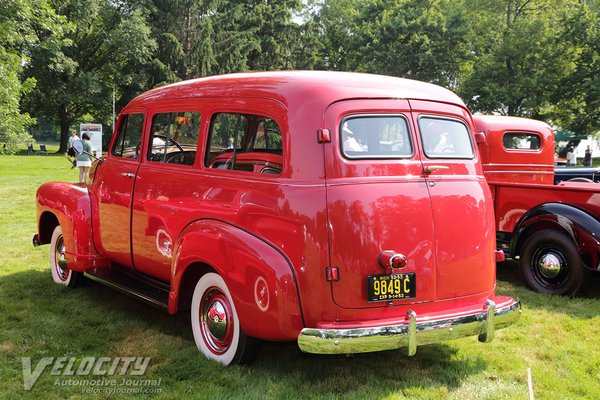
[{"xmin": 366, "ymin": 273, "xmax": 416, "ymax": 302}]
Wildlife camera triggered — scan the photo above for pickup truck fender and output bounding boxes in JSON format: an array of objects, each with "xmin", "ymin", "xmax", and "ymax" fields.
[
  {"xmin": 170, "ymin": 219, "xmax": 305, "ymax": 341},
  {"xmin": 35, "ymin": 182, "xmax": 109, "ymax": 271},
  {"xmin": 510, "ymin": 202, "xmax": 600, "ymax": 271}
]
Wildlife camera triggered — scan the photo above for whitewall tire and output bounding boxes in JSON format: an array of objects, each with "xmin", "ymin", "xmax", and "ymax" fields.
[
  {"xmin": 49, "ymin": 225, "xmax": 82, "ymax": 287},
  {"xmin": 191, "ymin": 272, "xmax": 258, "ymax": 365}
]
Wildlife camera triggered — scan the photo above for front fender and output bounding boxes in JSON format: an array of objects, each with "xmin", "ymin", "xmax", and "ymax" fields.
[
  {"xmin": 511, "ymin": 202, "xmax": 600, "ymax": 271},
  {"xmin": 171, "ymin": 219, "xmax": 305, "ymax": 341},
  {"xmin": 36, "ymin": 182, "xmax": 108, "ymax": 271}
]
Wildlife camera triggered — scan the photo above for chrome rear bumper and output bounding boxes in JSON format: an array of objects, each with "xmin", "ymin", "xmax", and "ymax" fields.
[{"xmin": 297, "ymin": 299, "xmax": 521, "ymax": 355}]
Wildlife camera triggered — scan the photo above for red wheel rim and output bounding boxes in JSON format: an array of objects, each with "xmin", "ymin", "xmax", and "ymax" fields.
[{"xmin": 54, "ymin": 235, "xmax": 70, "ymax": 281}]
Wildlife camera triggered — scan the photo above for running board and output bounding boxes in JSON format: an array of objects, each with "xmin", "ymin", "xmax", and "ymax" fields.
[{"xmin": 84, "ymin": 266, "xmax": 170, "ymax": 312}]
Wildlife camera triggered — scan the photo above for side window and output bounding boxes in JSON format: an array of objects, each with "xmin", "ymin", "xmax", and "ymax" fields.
[
  {"xmin": 147, "ymin": 112, "xmax": 201, "ymax": 165},
  {"xmin": 419, "ymin": 117, "xmax": 474, "ymax": 159},
  {"xmin": 205, "ymin": 112, "xmax": 283, "ymax": 174},
  {"xmin": 503, "ymin": 132, "xmax": 541, "ymax": 150},
  {"xmin": 207, "ymin": 113, "xmax": 249, "ymax": 154},
  {"xmin": 253, "ymin": 119, "xmax": 283, "ymax": 151},
  {"xmin": 111, "ymin": 113, "xmax": 144, "ymax": 158},
  {"xmin": 340, "ymin": 116, "xmax": 412, "ymax": 158}
]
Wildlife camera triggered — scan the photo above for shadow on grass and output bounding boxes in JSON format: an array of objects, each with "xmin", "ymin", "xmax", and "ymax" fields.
[
  {"xmin": 1, "ymin": 269, "xmax": 492, "ymax": 396},
  {"xmin": 496, "ymin": 259, "xmax": 600, "ymax": 318}
]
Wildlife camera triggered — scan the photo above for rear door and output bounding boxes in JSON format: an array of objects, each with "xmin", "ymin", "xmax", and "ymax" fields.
[
  {"xmin": 409, "ymin": 100, "xmax": 496, "ymax": 299},
  {"xmin": 323, "ymin": 99, "xmax": 437, "ymax": 309}
]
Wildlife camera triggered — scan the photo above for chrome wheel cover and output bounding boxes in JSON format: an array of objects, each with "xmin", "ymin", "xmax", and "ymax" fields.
[{"xmin": 199, "ymin": 287, "xmax": 234, "ymax": 355}]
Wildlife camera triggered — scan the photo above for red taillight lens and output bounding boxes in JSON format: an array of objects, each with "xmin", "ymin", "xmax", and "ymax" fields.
[{"xmin": 378, "ymin": 251, "xmax": 407, "ymax": 270}]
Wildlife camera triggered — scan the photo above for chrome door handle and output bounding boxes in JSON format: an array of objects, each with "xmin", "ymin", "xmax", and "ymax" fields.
[
  {"xmin": 120, "ymin": 172, "xmax": 135, "ymax": 179},
  {"xmin": 423, "ymin": 165, "xmax": 449, "ymax": 174}
]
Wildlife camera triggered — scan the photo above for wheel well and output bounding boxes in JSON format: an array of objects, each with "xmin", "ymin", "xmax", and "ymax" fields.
[
  {"xmin": 177, "ymin": 262, "xmax": 216, "ymax": 312},
  {"xmin": 513, "ymin": 220, "xmax": 570, "ymax": 257},
  {"xmin": 39, "ymin": 212, "xmax": 59, "ymax": 244}
]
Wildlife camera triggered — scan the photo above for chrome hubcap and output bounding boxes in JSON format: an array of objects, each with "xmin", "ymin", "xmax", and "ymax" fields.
[
  {"xmin": 538, "ymin": 253, "xmax": 562, "ymax": 279},
  {"xmin": 207, "ymin": 300, "xmax": 227, "ymax": 339},
  {"xmin": 200, "ymin": 288, "xmax": 233, "ymax": 354},
  {"xmin": 54, "ymin": 236, "xmax": 69, "ymax": 281}
]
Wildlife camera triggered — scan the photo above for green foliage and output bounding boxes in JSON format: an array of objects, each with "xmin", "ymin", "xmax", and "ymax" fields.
[
  {"xmin": 547, "ymin": 2, "xmax": 600, "ymax": 137},
  {"xmin": 0, "ymin": 0, "xmax": 62, "ymax": 154},
  {"xmin": 145, "ymin": 0, "xmax": 314, "ymax": 83},
  {"xmin": 459, "ymin": 0, "xmax": 576, "ymax": 117},
  {"xmin": 22, "ymin": 0, "xmax": 157, "ymax": 152},
  {"xmin": 8, "ymin": 0, "xmax": 600, "ymax": 146}
]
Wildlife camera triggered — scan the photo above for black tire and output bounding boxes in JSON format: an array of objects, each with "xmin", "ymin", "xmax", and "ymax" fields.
[
  {"xmin": 519, "ymin": 229, "xmax": 588, "ymax": 296},
  {"xmin": 190, "ymin": 272, "xmax": 259, "ymax": 365},
  {"xmin": 50, "ymin": 225, "xmax": 83, "ymax": 287}
]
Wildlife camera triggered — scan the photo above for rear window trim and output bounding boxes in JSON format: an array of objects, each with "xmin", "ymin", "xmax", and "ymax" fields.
[
  {"xmin": 418, "ymin": 115, "xmax": 475, "ymax": 160},
  {"xmin": 339, "ymin": 113, "xmax": 414, "ymax": 160}
]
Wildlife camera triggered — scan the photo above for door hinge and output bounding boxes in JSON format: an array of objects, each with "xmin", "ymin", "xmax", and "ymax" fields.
[
  {"xmin": 325, "ymin": 266, "xmax": 339, "ymax": 281},
  {"xmin": 317, "ymin": 128, "xmax": 331, "ymax": 144}
]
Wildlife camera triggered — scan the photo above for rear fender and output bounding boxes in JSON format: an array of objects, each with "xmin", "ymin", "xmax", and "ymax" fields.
[
  {"xmin": 36, "ymin": 182, "xmax": 109, "ymax": 271},
  {"xmin": 511, "ymin": 203, "xmax": 600, "ymax": 271},
  {"xmin": 170, "ymin": 219, "xmax": 305, "ymax": 341}
]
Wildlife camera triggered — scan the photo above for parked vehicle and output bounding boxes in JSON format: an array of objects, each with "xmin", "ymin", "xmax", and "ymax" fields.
[
  {"xmin": 474, "ymin": 115, "xmax": 600, "ymax": 296},
  {"xmin": 33, "ymin": 71, "xmax": 520, "ymax": 365},
  {"xmin": 554, "ymin": 166, "xmax": 600, "ymax": 184}
]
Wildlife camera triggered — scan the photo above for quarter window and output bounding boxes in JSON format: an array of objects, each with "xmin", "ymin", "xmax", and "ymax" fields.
[
  {"xmin": 502, "ymin": 132, "xmax": 541, "ymax": 150},
  {"xmin": 111, "ymin": 113, "xmax": 144, "ymax": 159},
  {"xmin": 205, "ymin": 113, "xmax": 283, "ymax": 174},
  {"xmin": 419, "ymin": 117, "xmax": 474, "ymax": 158},
  {"xmin": 340, "ymin": 116, "xmax": 412, "ymax": 158},
  {"xmin": 147, "ymin": 112, "xmax": 201, "ymax": 165}
]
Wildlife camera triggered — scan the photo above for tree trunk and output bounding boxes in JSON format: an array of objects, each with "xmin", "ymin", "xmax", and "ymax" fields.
[{"xmin": 57, "ymin": 104, "xmax": 70, "ymax": 154}]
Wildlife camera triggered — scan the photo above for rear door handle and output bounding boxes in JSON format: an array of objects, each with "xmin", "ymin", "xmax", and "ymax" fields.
[
  {"xmin": 423, "ymin": 165, "xmax": 449, "ymax": 174},
  {"xmin": 120, "ymin": 172, "xmax": 135, "ymax": 179}
]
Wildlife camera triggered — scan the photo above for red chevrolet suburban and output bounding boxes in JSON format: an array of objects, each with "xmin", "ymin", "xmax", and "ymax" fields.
[{"xmin": 34, "ymin": 71, "xmax": 520, "ymax": 364}]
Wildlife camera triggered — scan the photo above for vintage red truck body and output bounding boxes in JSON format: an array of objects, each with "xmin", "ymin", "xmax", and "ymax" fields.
[
  {"xmin": 474, "ymin": 115, "xmax": 600, "ymax": 295},
  {"xmin": 34, "ymin": 71, "xmax": 520, "ymax": 364}
]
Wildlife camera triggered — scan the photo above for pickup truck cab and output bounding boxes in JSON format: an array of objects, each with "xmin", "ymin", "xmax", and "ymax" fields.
[
  {"xmin": 474, "ymin": 115, "xmax": 600, "ymax": 296},
  {"xmin": 33, "ymin": 71, "xmax": 520, "ymax": 364}
]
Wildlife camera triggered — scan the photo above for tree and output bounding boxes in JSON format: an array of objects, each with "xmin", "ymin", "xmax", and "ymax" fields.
[
  {"xmin": 145, "ymin": 0, "xmax": 315, "ymax": 84},
  {"xmin": 314, "ymin": 0, "xmax": 471, "ymax": 88},
  {"xmin": 548, "ymin": 1, "xmax": 600, "ymax": 137},
  {"xmin": 22, "ymin": 0, "xmax": 156, "ymax": 153},
  {"xmin": 0, "ymin": 0, "xmax": 61, "ymax": 154},
  {"xmin": 458, "ymin": 0, "xmax": 576, "ymax": 116}
]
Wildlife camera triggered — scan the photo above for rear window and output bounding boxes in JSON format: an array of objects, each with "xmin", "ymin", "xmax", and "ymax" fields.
[
  {"xmin": 419, "ymin": 117, "xmax": 474, "ymax": 159},
  {"xmin": 502, "ymin": 132, "xmax": 541, "ymax": 150},
  {"xmin": 340, "ymin": 116, "xmax": 412, "ymax": 159}
]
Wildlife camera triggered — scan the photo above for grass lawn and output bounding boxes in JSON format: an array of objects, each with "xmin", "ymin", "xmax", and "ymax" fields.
[{"xmin": 1, "ymin": 153, "xmax": 600, "ymax": 399}]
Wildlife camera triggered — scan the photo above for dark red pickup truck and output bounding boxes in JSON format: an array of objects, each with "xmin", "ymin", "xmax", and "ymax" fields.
[{"xmin": 474, "ymin": 115, "xmax": 600, "ymax": 296}]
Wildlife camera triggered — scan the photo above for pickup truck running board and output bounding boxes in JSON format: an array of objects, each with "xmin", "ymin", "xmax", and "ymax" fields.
[{"xmin": 85, "ymin": 266, "xmax": 170, "ymax": 311}]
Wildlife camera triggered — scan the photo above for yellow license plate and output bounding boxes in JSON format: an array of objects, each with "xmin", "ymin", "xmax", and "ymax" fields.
[{"xmin": 367, "ymin": 273, "xmax": 416, "ymax": 302}]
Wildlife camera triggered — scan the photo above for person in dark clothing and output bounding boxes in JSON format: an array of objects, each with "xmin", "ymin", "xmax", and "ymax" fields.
[{"xmin": 583, "ymin": 145, "xmax": 592, "ymax": 166}]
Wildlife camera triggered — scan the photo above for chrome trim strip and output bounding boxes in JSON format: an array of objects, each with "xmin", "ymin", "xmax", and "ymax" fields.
[{"xmin": 297, "ymin": 299, "xmax": 521, "ymax": 355}]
